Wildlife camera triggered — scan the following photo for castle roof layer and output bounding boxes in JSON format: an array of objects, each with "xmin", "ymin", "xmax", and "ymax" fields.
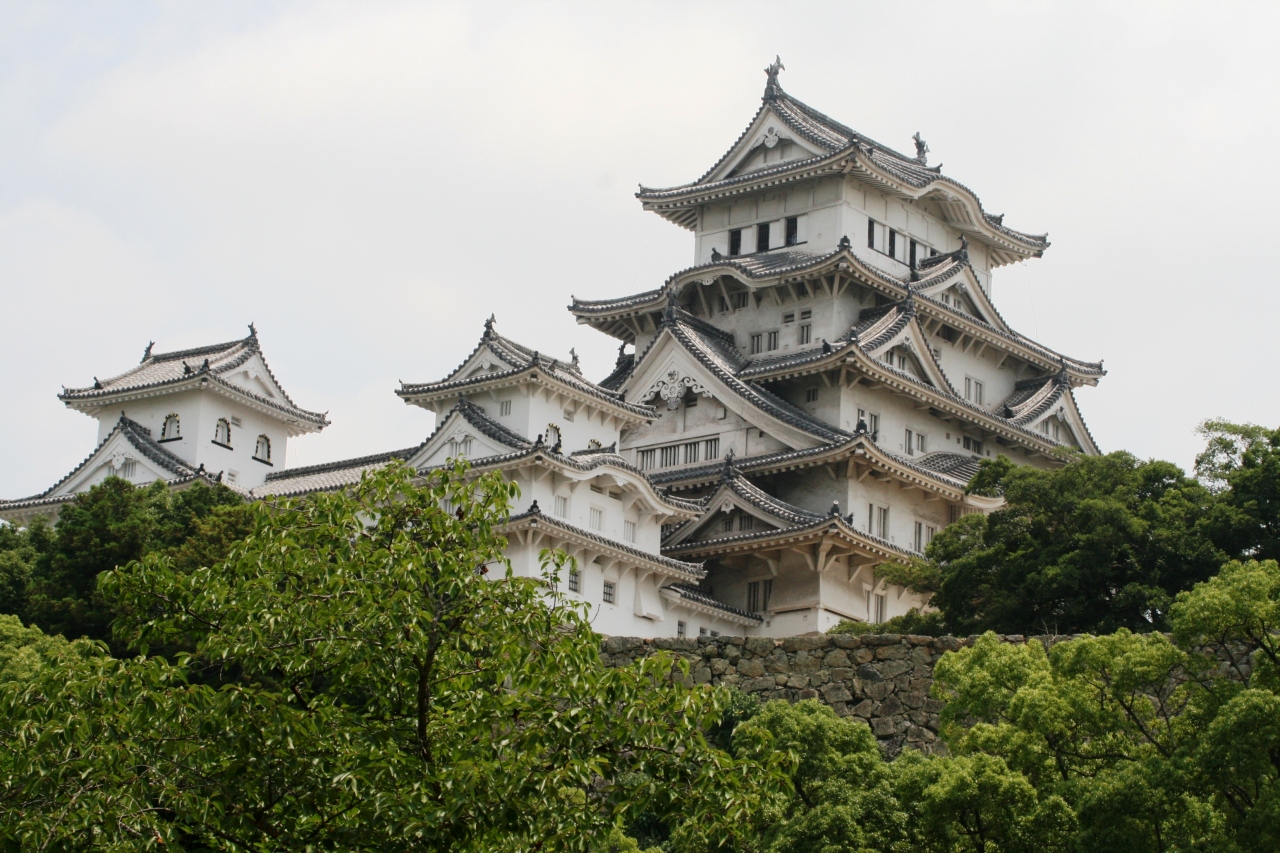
[
  {"xmin": 59, "ymin": 327, "xmax": 329, "ymax": 431},
  {"xmin": 636, "ymin": 65, "xmax": 1049, "ymax": 266}
]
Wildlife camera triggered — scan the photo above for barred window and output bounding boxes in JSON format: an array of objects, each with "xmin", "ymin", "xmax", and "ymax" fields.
[
  {"xmin": 589, "ymin": 508, "xmax": 604, "ymax": 531},
  {"xmin": 683, "ymin": 442, "xmax": 700, "ymax": 464},
  {"xmin": 554, "ymin": 496, "xmax": 569, "ymax": 517},
  {"xmin": 704, "ymin": 437, "xmax": 720, "ymax": 460},
  {"xmin": 638, "ymin": 448, "xmax": 656, "ymax": 470},
  {"xmin": 602, "ymin": 581, "xmax": 616, "ymax": 604},
  {"xmin": 623, "ymin": 520, "xmax": 637, "ymax": 543},
  {"xmin": 568, "ymin": 569, "xmax": 580, "ymax": 593},
  {"xmin": 659, "ymin": 446, "xmax": 680, "ymax": 468}
]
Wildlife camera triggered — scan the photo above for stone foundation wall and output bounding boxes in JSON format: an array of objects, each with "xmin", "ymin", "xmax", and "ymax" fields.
[{"xmin": 600, "ymin": 633, "xmax": 1027, "ymax": 756}]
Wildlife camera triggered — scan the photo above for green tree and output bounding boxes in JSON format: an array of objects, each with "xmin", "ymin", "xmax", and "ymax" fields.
[
  {"xmin": 1197, "ymin": 419, "xmax": 1280, "ymax": 560},
  {"xmin": 892, "ymin": 452, "xmax": 1227, "ymax": 634},
  {"xmin": 0, "ymin": 519, "xmax": 49, "ymax": 619},
  {"xmin": 930, "ymin": 560, "xmax": 1280, "ymax": 852},
  {"xmin": 19, "ymin": 477, "xmax": 247, "ymax": 644},
  {"xmin": 1, "ymin": 461, "xmax": 787, "ymax": 851}
]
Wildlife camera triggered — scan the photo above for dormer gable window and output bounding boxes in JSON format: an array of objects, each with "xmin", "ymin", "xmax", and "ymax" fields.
[
  {"xmin": 253, "ymin": 434, "xmax": 272, "ymax": 464},
  {"xmin": 160, "ymin": 413, "xmax": 181, "ymax": 441},
  {"xmin": 213, "ymin": 418, "xmax": 232, "ymax": 448}
]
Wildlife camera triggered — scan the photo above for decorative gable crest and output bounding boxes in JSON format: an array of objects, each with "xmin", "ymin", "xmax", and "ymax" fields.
[{"xmin": 645, "ymin": 369, "xmax": 710, "ymax": 410}]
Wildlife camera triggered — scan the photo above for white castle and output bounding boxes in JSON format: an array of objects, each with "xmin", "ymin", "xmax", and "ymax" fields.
[{"xmin": 1, "ymin": 61, "xmax": 1103, "ymax": 638}]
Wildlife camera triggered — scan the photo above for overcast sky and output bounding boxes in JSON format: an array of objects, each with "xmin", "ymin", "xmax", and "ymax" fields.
[{"xmin": 2, "ymin": 1, "xmax": 1278, "ymax": 498}]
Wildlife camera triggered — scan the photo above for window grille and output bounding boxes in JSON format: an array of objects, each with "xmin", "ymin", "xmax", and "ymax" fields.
[
  {"xmin": 499, "ymin": 400, "xmax": 511, "ymax": 416},
  {"xmin": 766, "ymin": 331, "xmax": 778, "ymax": 351},
  {"xmin": 805, "ymin": 387, "xmax": 819, "ymax": 403},
  {"xmin": 684, "ymin": 442, "xmax": 700, "ymax": 464},
  {"xmin": 554, "ymin": 496, "xmax": 569, "ymax": 517},
  {"xmin": 602, "ymin": 581, "xmax": 616, "ymax": 604},
  {"xmin": 568, "ymin": 569, "xmax": 580, "ymax": 593},
  {"xmin": 623, "ymin": 520, "xmax": 637, "ymax": 543},
  {"xmin": 738, "ymin": 515, "xmax": 754, "ymax": 531},
  {"xmin": 750, "ymin": 334, "xmax": 763, "ymax": 355},
  {"xmin": 799, "ymin": 324, "xmax": 812, "ymax": 344},
  {"xmin": 589, "ymin": 508, "xmax": 604, "ymax": 531},
  {"xmin": 677, "ymin": 620, "xmax": 687, "ymax": 638},
  {"xmin": 704, "ymin": 437, "xmax": 720, "ymax": 459},
  {"xmin": 638, "ymin": 448, "xmax": 656, "ymax": 470},
  {"xmin": 659, "ymin": 446, "xmax": 680, "ymax": 468}
]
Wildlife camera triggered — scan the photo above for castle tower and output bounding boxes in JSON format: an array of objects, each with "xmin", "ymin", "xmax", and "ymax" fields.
[{"xmin": 571, "ymin": 60, "xmax": 1104, "ymax": 634}]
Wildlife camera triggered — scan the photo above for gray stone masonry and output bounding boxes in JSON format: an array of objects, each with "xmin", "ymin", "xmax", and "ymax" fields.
[{"xmin": 602, "ymin": 632, "xmax": 1256, "ymax": 757}]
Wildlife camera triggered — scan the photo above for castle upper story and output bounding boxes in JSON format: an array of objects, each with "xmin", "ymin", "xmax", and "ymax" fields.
[{"xmin": 636, "ymin": 58, "xmax": 1050, "ymax": 299}]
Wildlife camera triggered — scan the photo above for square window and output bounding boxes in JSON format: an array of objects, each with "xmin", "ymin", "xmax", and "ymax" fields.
[
  {"xmin": 704, "ymin": 437, "xmax": 720, "ymax": 459},
  {"xmin": 637, "ymin": 448, "xmax": 656, "ymax": 470},
  {"xmin": 805, "ymin": 387, "xmax": 819, "ymax": 403},
  {"xmin": 684, "ymin": 442, "xmax": 700, "ymax": 464},
  {"xmin": 660, "ymin": 445, "xmax": 680, "ymax": 467},
  {"xmin": 499, "ymin": 400, "xmax": 512, "ymax": 416},
  {"xmin": 699, "ymin": 627, "xmax": 708, "ymax": 637},
  {"xmin": 738, "ymin": 515, "xmax": 755, "ymax": 531},
  {"xmin": 732, "ymin": 291, "xmax": 749, "ymax": 310},
  {"xmin": 602, "ymin": 581, "xmax": 615, "ymax": 604}
]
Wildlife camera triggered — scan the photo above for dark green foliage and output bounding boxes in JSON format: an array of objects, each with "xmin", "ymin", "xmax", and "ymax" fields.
[
  {"xmin": 1197, "ymin": 419, "xmax": 1280, "ymax": 560},
  {"xmin": 1, "ymin": 462, "xmax": 789, "ymax": 852},
  {"xmin": 10, "ymin": 478, "xmax": 248, "ymax": 645},
  {"xmin": 899, "ymin": 452, "xmax": 1228, "ymax": 635}
]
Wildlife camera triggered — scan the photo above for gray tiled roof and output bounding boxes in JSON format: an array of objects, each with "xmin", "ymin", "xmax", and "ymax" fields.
[
  {"xmin": 653, "ymin": 308, "xmax": 850, "ymax": 444},
  {"xmin": 256, "ymin": 398, "xmax": 704, "ymax": 515},
  {"xmin": 505, "ymin": 505, "xmax": 704, "ymax": 578},
  {"xmin": 59, "ymin": 329, "xmax": 328, "ymax": 427},
  {"xmin": 662, "ymin": 583, "xmax": 762, "ymax": 622},
  {"xmin": 638, "ymin": 83, "xmax": 1049, "ymax": 252},
  {"xmin": 399, "ymin": 319, "xmax": 655, "ymax": 419},
  {"xmin": 998, "ymin": 372, "xmax": 1068, "ymax": 425},
  {"xmin": 1, "ymin": 415, "xmax": 213, "ymax": 512}
]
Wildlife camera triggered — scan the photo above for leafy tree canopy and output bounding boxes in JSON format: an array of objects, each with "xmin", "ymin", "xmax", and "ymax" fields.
[
  {"xmin": 1197, "ymin": 419, "xmax": 1280, "ymax": 561},
  {"xmin": 1, "ymin": 462, "xmax": 788, "ymax": 852},
  {"xmin": 2, "ymin": 477, "xmax": 250, "ymax": 647},
  {"xmin": 887, "ymin": 451, "xmax": 1229, "ymax": 635}
]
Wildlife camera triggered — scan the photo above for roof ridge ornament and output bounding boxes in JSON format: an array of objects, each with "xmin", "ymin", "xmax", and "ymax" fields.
[
  {"xmin": 569, "ymin": 347, "xmax": 580, "ymax": 370},
  {"xmin": 710, "ymin": 247, "xmax": 722, "ymax": 262},
  {"xmin": 141, "ymin": 341, "xmax": 154, "ymax": 362},
  {"xmin": 763, "ymin": 55, "xmax": 785, "ymax": 101},
  {"xmin": 720, "ymin": 449, "xmax": 737, "ymax": 482},
  {"xmin": 912, "ymin": 132, "xmax": 929, "ymax": 165},
  {"xmin": 93, "ymin": 377, "xmax": 102, "ymax": 390},
  {"xmin": 837, "ymin": 235, "xmax": 851, "ymax": 251},
  {"xmin": 247, "ymin": 322, "xmax": 257, "ymax": 338},
  {"xmin": 829, "ymin": 500, "xmax": 841, "ymax": 517},
  {"xmin": 483, "ymin": 314, "xmax": 496, "ymax": 338}
]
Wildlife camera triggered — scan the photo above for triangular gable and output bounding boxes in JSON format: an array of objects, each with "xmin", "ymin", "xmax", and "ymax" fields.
[
  {"xmin": 622, "ymin": 320, "xmax": 845, "ymax": 451},
  {"xmin": 47, "ymin": 421, "xmax": 193, "ymax": 498},
  {"xmin": 1025, "ymin": 389, "xmax": 1099, "ymax": 455},
  {"xmin": 222, "ymin": 352, "xmax": 287, "ymax": 401},
  {"xmin": 665, "ymin": 473, "xmax": 818, "ymax": 548},
  {"xmin": 859, "ymin": 308, "xmax": 955, "ymax": 394},
  {"xmin": 704, "ymin": 103, "xmax": 827, "ymax": 185},
  {"xmin": 405, "ymin": 400, "xmax": 531, "ymax": 469}
]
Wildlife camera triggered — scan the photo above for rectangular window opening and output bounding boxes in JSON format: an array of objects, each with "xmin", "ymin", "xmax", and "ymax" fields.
[
  {"xmin": 602, "ymin": 581, "xmax": 615, "ymax": 604},
  {"xmin": 568, "ymin": 569, "xmax": 580, "ymax": 593},
  {"xmin": 785, "ymin": 216, "xmax": 799, "ymax": 246},
  {"xmin": 589, "ymin": 507, "xmax": 604, "ymax": 531},
  {"xmin": 624, "ymin": 520, "xmax": 637, "ymax": 543},
  {"xmin": 766, "ymin": 331, "xmax": 779, "ymax": 351},
  {"xmin": 728, "ymin": 229, "xmax": 742, "ymax": 256},
  {"xmin": 554, "ymin": 496, "xmax": 569, "ymax": 518},
  {"xmin": 757, "ymin": 222, "xmax": 770, "ymax": 252}
]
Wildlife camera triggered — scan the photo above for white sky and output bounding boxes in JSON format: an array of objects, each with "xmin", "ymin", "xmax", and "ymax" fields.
[{"xmin": 2, "ymin": 1, "xmax": 1278, "ymax": 498}]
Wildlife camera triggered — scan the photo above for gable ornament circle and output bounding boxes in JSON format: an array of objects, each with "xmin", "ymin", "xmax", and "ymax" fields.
[{"xmin": 645, "ymin": 369, "xmax": 710, "ymax": 411}]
